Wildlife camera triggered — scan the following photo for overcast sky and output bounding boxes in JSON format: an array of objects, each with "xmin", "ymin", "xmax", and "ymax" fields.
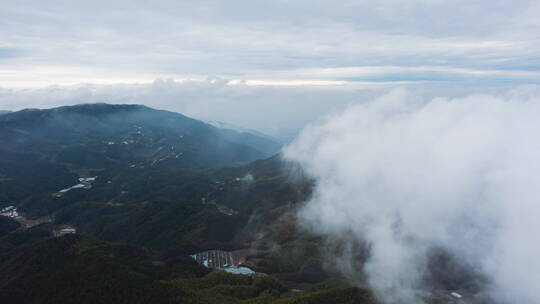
[{"xmin": 2, "ymin": 0, "xmax": 540, "ymax": 137}]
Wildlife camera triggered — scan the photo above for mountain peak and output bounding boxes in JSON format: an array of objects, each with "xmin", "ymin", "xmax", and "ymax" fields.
[
  {"xmin": 36, "ymin": 103, "xmax": 149, "ymax": 116},
  {"xmin": 0, "ymin": 103, "xmax": 157, "ymax": 125}
]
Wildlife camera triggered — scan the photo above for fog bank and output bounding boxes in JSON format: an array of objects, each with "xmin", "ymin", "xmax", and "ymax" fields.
[{"xmin": 285, "ymin": 88, "xmax": 540, "ymax": 303}]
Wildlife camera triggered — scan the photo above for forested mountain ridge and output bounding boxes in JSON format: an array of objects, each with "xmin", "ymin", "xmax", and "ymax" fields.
[{"xmin": 0, "ymin": 103, "xmax": 281, "ymax": 203}]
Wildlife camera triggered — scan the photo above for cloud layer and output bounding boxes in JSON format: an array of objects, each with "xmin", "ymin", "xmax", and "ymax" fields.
[
  {"xmin": 285, "ymin": 88, "xmax": 540, "ymax": 303},
  {"xmin": 2, "ymin": 0, "xmax": 540, "ymax": 87}
]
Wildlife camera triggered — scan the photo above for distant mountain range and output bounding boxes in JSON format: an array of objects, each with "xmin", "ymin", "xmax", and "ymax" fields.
[
  {"xmin": 0, "ymin": 103, "xmax": 281, "ymax": 166},
  {"xmin": 0, "ymin": 110, "xmax": 11, "ymax": 115},
  {"xmin": 206, "ymin": 120, "xmax": 282, "ymax": 143}
]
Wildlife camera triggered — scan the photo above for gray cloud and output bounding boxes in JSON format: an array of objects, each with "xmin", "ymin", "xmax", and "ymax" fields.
[{"xmin": 1, "ymin": 1, "xmax": 540, "ymax": 87}]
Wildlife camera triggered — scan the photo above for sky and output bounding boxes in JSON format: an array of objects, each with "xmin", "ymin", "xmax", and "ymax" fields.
[{"xmin": 1, "ymin": 0, "xmax": 540, "ymax": 138}]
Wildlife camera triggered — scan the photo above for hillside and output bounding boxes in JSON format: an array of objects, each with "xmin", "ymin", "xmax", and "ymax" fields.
[
  {"xmin": 46, "ymin": 155, "xmax": 313, "ymax": 251},
  {"xmin": 0, "ymin": 103, "xmax": 281, "ymax": 203},
  {"xmin": 0, "ymin": 234, "xmax": 376, "ymax": 304}
]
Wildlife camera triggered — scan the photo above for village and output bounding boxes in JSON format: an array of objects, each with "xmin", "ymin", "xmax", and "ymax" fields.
[
  {"xmin": 0, "ymin": 204, "xmax": 54, "ymax": 230},
  {"xmin": 1, "ymin": 204, "xmax": 77, "ymax": 236},
  {"xmin": 190, "ymin": 249, "xmax": 258, "ymax": 276},
  {"xmin": 0, "ymin": 205, "xmax": 20, "ymax": 218},
  {"xmin": 0, "ymin": 176, "xmax": 94, "ymax": 234}
]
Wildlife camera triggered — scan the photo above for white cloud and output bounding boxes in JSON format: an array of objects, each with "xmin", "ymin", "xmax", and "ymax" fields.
[{"xmin": 285, "ymin": 87, "xmax": 540, "ymax": 303}]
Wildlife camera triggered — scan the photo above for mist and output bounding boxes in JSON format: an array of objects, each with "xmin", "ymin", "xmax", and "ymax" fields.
[
  {"xmin": 284, "ymin": 88, "xmax": 540, "ymax": 303},
  {"xmin": 0, "ymin": 79, "xmax": 373, "ymax": 142},
  {"xmin": 1, "ymin": 78, "xmax": 525, "ymax": 144}
]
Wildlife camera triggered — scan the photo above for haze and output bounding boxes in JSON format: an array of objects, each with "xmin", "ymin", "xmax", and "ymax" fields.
[{"xmin": 2, "ymin": 1, "xmax": 540, "ymax": 139}]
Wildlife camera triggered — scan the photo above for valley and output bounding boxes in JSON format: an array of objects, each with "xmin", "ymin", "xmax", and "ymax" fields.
[{"xmin": 0, "ymin": 104, "xmax": 489, "ymax": 304}]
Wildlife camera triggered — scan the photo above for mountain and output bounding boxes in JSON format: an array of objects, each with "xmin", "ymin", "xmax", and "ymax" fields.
[
  {"xmin": 0, "ymin": 103, "xmax": 281, "ymax": 166},
  {"xmin": 0, "ymin": 110, "xmax": 11, "ymax": 116},
  {"xmin": 207, "ymin": 120, "xmax": 282, "ymax": 143},
  {"xmin": 207, "ymin": 120, "xmax": 283, "ymax": 154},
  {"xmin": 0, "ymin": 103, "xmax": 281, "ymax": 203},
  {"xmin": 206, "ymin": 120, "xmax": 299, "ymax": 145}
]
